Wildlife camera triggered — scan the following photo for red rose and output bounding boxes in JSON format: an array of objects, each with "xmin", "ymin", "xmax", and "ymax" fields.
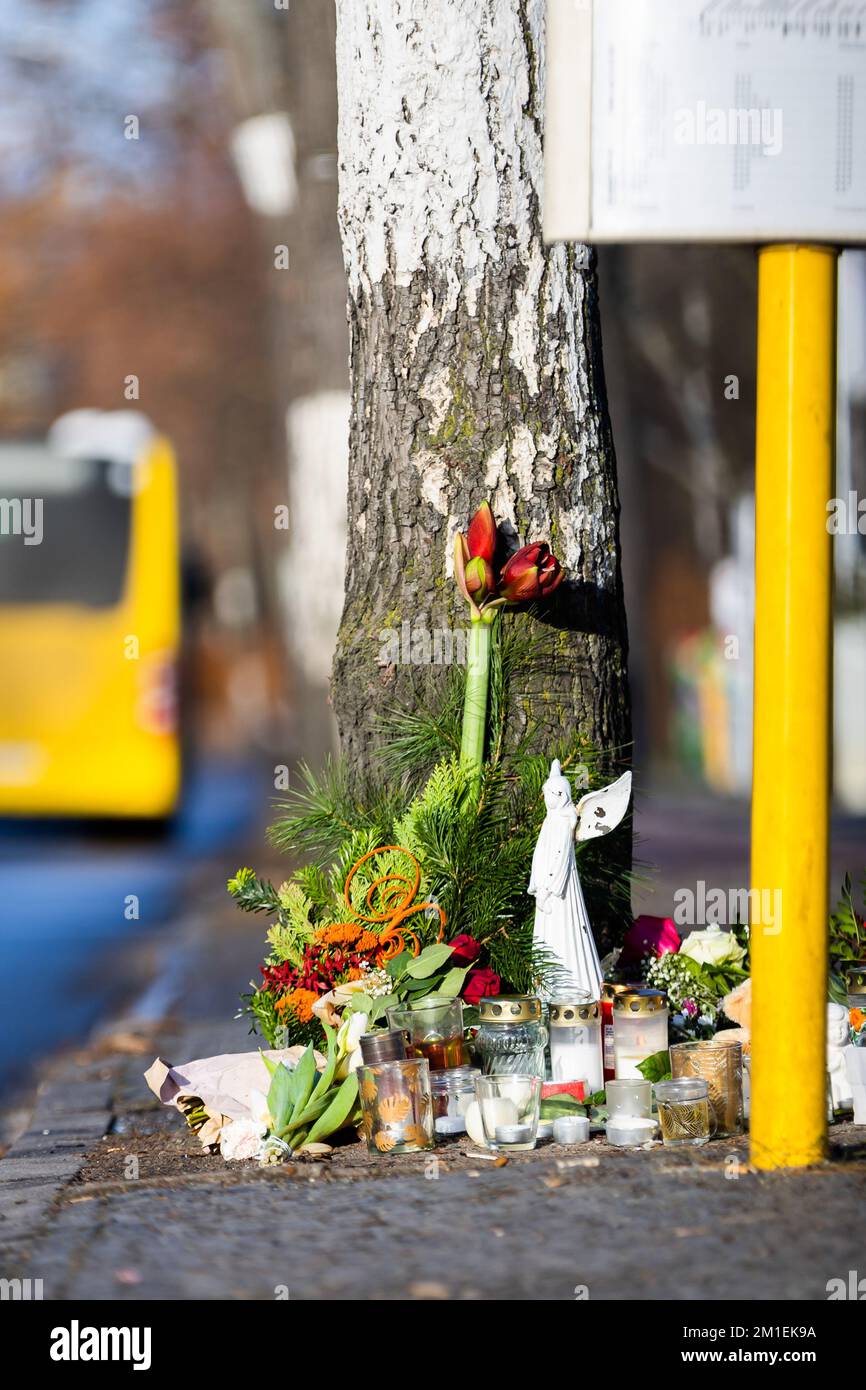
[
  {"xmin": 463, "ymin": 966, "xmax": 500, "ymax": 1005},
  {"xmin": 449, "ymin": 934, "xmax": 482, "ymax": 965}
]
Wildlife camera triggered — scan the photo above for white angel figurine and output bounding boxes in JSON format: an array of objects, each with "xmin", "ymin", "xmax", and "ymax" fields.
[{"xmin": 528, "ymin": 760, "xmax": 632, "ymax": 1001}]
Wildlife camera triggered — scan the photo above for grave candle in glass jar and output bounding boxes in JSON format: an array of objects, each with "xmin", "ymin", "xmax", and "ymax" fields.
[
  {"xmin": 477, "ymin": 996, "xmax": 547, "ymax": 1079},
  {"xmin": 612, "ymin": 989, "xmax": 669, "ymax": 1078},
  {"xmin": 549, "ymin": 999, "xmax": 603, "ymax": 1093},
  {"xmin": 601, "ymin": 982, "xmax": 642, "ymax": 1081}
]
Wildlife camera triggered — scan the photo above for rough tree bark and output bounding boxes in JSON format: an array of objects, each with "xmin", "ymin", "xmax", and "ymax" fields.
[{"xmin": 332, "ymin": 1, "xmax": 630, "ymax": 809}]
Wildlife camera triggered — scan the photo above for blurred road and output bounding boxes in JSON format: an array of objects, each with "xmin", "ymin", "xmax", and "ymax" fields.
[{"xmin": 0, "ymin": 759, "xmax": 263, "ymax": 1097}]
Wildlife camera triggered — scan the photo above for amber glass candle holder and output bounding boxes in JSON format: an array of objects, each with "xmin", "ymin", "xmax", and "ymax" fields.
[
  {"xmin": 387, "ymin": 998, "xmax": 467, "ymax": 1071},
  {"xmin": 670, "ymin": 1040, "xmax": 744, "ymax": 1137}
]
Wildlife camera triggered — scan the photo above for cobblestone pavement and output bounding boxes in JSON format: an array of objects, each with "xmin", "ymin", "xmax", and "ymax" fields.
[{"xmin": 1, "ymin": 1017, "xmax": 865, "ymax": 1302}]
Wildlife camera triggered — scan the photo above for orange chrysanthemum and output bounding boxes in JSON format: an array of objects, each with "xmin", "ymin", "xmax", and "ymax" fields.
[
  {"xmin": 275, "ymin": 988, "xmax": 319, "ymax": 1023},
  {"xmin": 313, "ymin": 922, "xmax": 361, "ymax": 945}
]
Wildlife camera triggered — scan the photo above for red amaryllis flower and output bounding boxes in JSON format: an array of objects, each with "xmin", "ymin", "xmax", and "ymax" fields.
[
  {"xmin": 454, "ymin": 501, "xmax": 500, "ymax": 619},
  {"xmin": 449, "ymin": 933, "xmax": 483, "ymax": 965},
  {"xmin": 499, "ymin": 542, "xmax": 563, "ymax": 603},
  {"xmin": 462, "ymin": 966, "xmax": 500, "ymax": 1005},
  {"xmin": 467, "ymin": 500, "xmax": 496, "ymax": 563}
]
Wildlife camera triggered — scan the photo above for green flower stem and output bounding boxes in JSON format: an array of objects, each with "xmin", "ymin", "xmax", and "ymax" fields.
[{"xmin": 459, "ymin": 615, "xmax": 495, "ymax": 774}]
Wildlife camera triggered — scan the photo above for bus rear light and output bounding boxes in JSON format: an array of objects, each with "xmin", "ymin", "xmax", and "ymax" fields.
[{"xmin": 136, "ymin": 654, "xmax": 179, "ymax": 735}]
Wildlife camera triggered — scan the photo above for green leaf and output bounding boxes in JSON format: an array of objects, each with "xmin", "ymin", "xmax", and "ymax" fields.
[
  {"xmin": 540, "ymin": 1095, "xmax": 587, "ymax": 1119},
  {"xmin": 259, "ymin": 1049, "xmax": 279, "ymax": 1078},
  {"xmin": 436, "ymin": 965, "xmax": 470, "ymax": 998},
  {"xmin": 309, "ymin": 1024, "xmax": 338, "ymax": 1104},
  {"xmin": 301, "ymin": 1072, "xmax": 360, "ymax": 1148},
  {"xmin": 289, "ymin": 1046, "xmax": 317, "ymax": 1123},
  {"xmin": 405, "ymin": 943, "xmax": 453, "ymax": 978},
  {"xmin": 636, "ymin": 1050, "xmax": 672, "ymax": 1084},
  {"xmin": 267, "ymin": 1063, "xmax": 295, "ymax": 1133},
  {"xmin": 281, "ymin": 1091, "xmax": 333, "ymax": 1137}
]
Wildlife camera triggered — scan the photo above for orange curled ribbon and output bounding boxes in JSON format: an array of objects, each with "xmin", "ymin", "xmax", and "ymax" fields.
[{"xmin": 343, "ymin": 845, "xmax": 446, "ymax": 960}]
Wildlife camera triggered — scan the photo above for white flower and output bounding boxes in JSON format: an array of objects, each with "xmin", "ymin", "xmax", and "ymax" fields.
[
  {"xmin": 248, "ymin": 1088, "xmax": 272, "ymax": 1129},
  {"xmin": 220, "ymin": 1118, "xmax": 267, "ymax": 1162},
  {"xmin": 259, "ymin": 1135, "xmax": 292, "ymax": 1165},
  {"xmin": 335, "ymin": 1011, "xmax": 370, "ymax": 1080},
  {"xmin": 679, "ymin": 924, "xmax": 746, "ymax": 969}
]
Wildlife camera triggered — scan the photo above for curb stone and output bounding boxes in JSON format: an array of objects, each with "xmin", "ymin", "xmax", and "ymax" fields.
[{"xmin": 0, "ymin": 1057, "xmax": 117, "ymax": 1252}]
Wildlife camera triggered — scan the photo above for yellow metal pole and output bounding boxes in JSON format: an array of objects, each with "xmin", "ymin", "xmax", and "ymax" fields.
[{"xmin": 750, "ymin": 244, "xmax": 837, "ymax": 1171}]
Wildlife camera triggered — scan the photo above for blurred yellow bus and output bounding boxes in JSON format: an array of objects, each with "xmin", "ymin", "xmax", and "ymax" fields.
[{"xmin": 0, "ymin": 411, "xmax": 181, "ymax": 818}]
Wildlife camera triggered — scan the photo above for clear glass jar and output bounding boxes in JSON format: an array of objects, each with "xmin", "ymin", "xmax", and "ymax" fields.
[
  {"xmin": 612, "ymin": 989, "xmax": 669, "ymax": 1079},
  {"xmin": 476, "ymin": 996, "xmax": 547, "ymax": 1079},
  {"xmin": 430, "ymin": 1066, "xmax": 480, "ymax": 1135},
  {"xmin": 655, "ymin": 1077, "xmax": 714, "ymax": 1147},
  {"xmin": 474, "ymin": 1073, "xmax": 541, "ymax": 1152},
  {"xmin": 358, "ymin": 1056, "xmax": 435, "ymax": 1155},
  {"xmin": 549, "ymin": 999, "xmax": 603, "ymax": 1093},
  {"xmin": 847, "ymin": 967, "xmax": 866, "ymax": 1047}
]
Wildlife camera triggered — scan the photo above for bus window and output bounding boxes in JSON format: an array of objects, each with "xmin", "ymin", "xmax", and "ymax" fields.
[{"xmin": 0, "ymin": 446, "xmax": 132, "ymax": 609}]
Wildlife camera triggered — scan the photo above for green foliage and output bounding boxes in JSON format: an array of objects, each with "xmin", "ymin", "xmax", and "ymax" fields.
[
  {"xmin": 232, "ymin": 613, "xmax": 636, "ymax": 1039},
  {"xmin": 829, "ymin": 873, "xmax": 866, "ymax": 1004},
  {"xmin": 636, "ymin": 1050, "xmax": 672, "ymax": 1084}
]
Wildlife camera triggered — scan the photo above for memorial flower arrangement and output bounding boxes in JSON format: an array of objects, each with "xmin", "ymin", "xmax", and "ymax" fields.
[
  {"xmin": 229, "ymin": 501, "xmax": 632, "ymax": 1052},
  {"xmin": 613, "ymin": 915, "xmax": 750, "ymax": 1040}
]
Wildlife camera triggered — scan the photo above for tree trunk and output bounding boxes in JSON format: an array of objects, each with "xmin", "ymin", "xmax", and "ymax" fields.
[{"xmin": 332, "ymin": 1, "xmax": 630, "ymax": 801}]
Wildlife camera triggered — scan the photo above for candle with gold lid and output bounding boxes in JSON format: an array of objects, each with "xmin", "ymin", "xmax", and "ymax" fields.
[
  {"xmin": 549, "ymin": 997, "xmax": 603, "ymax": 1093},
  {"xmin": 601, "ymin": 982, "xmax": 643, "ymax": 1081},
  {"xmin": 477, "ymin": 995, "xmax": 547, "ymax": 1079},
  {"xmin": 612, "ymin": 988, "xmax": 669, "ymax": 1079}
]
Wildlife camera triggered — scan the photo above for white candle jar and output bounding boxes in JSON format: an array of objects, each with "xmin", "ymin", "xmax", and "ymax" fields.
[
  {"xmin": 612, "ymin": 989, "xmax": 669, "ymax": 1079},
  {"xmin": 549, "ymin": 999, "xmax": 603, "ymax": 1093}
]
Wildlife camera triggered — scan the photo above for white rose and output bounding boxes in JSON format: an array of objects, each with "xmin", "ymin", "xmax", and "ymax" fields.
[
  {"xmin": 680, "ymin": 924, "xmax": 746, "ymax": 969},
  {"xmin": 220, "ymin": 1118, "xmax": 267, "ymax": 1162}
]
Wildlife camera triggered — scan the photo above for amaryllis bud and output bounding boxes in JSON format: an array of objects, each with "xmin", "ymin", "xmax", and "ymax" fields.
[
  {"xmin": 466, "ymin": 500, "xmax": 497, "ymax": 563},
  {"xmin": 499, "ymin": 542, "xmax": 564, "ymax": 603},
  {"xmin": 464, "ymin": 555, "xmax": 495, "ymax": 604}
]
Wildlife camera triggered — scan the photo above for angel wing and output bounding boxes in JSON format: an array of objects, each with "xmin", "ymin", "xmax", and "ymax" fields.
[{"xmin": 575, "ymin": 771, "xmax": 632, "ymax": 842}]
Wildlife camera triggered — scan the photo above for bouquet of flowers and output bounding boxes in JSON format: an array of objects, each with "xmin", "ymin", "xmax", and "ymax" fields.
[
  {"xmin": 231, "ymin": 502, "xmax": 633, "ymax": 1052},
  {"xmin": 617, "ymin": 915, "xmax": 750, "ymax": 1040}
]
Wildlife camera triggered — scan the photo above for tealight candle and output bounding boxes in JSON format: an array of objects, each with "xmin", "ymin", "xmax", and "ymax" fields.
[
  {"xmin": 552, "ymin": 1114, "xmax": 590, "ymax": 1145},
  {"xmin": 605, "ymin": 1115, "xmax": 658, "ymax": 1147},
  {"xmin": 434, "ymin": 1115, "xmax": 467, "ymax": 1136},
  {"xmin": 495, "ymin": 1123, "xmax": 533, "ymax": 1145}
]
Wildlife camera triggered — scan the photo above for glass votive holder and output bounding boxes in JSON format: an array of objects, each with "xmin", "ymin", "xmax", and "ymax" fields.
[
  {"xmin": 670, "ymin": 1040, "xmax": 744, "ymax": 1137},
  {"xmin": 605, "ymin": 1078, "xmax": 652, "ymax": 1119},
  {"xmin": 358, "ymin": 1056, "xmax": 435, "ymax": 1155},
  {"xmin": 430, "ymin": 1065, "xmax": 480, "ymax": 1136},
  {"xmin": 552, "ymin": 1114, "xmax": 591, "ymax": 1145},
  {"xmin": 387, "ymin": 997, "xmax": 467, "ymax": 1071},
  {"xmin": 474, "ymin": 1073, "xmax": 541, "ymax": 1152},
  {"xmin": 654, "ymin": 1078, "xmax": 714, "ymax": 1147}
]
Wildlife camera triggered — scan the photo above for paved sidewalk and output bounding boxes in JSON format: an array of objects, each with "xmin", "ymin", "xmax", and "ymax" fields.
[
  {"xmin": 1, "ymin": 1010, "xmax": 865, "ymax": 1301},
  {"xmin": 2, "ymin": 856, "xmax": 866, "ymax": 1302}
]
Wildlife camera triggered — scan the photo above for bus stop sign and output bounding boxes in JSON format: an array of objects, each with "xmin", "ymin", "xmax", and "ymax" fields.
[{"xmin": 544, "ymin": 0, "xmax": 866, "ymax": 245}]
